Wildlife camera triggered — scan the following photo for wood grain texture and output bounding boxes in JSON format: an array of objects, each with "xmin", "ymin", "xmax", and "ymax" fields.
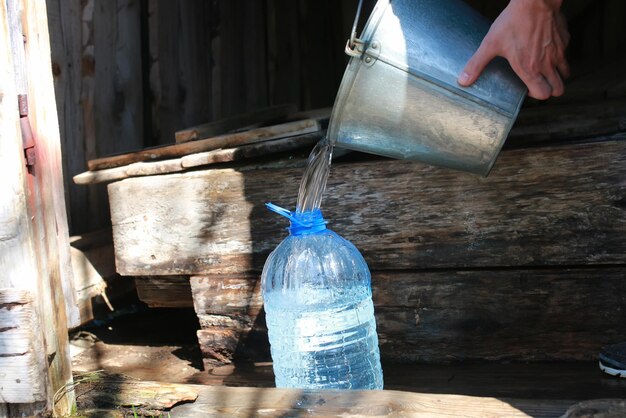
[
  {"xmin": 211, "ymin": 0, "xmax": 268, "ymax": 120},
  {"xmin": 508, "ymin": 99, "xmax": 626, "ymax": 147},
  {"xmin": 88, "ymin": 119, "xmax": 320, "ymax": 171},
  {"xmin": 189, "ymin": 267, "xmax": 626, "ymax": 365},
  {"xmin": 0, "ymin": 289, "xmax": 47, "ymax": 403},
  {"xmin": 1, "ymin": 0, "xmax": 77, "ymax": 412},
  {"xmin": 195, "ymin": 361, "xmax": 626, "ymax": 400},
  {"xmin": 149, "ymin": 0, "xmax": 215, "ymax": 146},
  {"xmin": 93, "ymin": 0, "xmax": 143, "ymax": 158},
  {"xmin": 74, "ymin": 375, "xmax": 198, "ymax": 413},
  {"xmin": 0, "ymin": 3, "xmax": 49, "ymax": 409},
  {"xmin": 46, "ymin": 0, "xmax": 93, "ymax": 234},
  {"xmin": 169, "ymin": 385, "xmax": 575, "ymax": 418},
  {"xmin": 69, "ymin": 229, "xmax": 116, "ymax": 324},
  {"xmin": 135, "ymin": 276, "xmax": 193, "ymax": 308},
  {"xmin": 109, "ymin": 140, "xmax": 626, "ymax": 276}
]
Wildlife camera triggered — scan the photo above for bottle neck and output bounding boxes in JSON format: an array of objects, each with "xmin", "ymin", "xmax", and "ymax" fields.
[
  {"xmin": 266, "ymin": 203, "xmax": 327, "ymax": 236},
  {"xmin": 289, "ymin": 209, "xmax": 327, "ymax": 236}
]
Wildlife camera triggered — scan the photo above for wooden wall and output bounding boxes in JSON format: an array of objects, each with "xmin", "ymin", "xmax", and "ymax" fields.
[
  {"xmin": 48, "ymin": 0, "xmax": 358, "ymax": 235},
  {"xmin": 48, "ymin": 0, "xmax": 626, "ymax": 236}
]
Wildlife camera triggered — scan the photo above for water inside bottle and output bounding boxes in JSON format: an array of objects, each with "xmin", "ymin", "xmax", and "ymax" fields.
[{"xmin": 264, "ymin": 285, "xmax": 383, "ymax": 389}]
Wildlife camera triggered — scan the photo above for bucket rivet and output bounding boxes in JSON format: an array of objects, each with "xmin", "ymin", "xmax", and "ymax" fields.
[
  {"xmin": 365, "ymin": 56, "xmax": 372, "ymax": 63},
  {"xmin": 371, "ymin": 41, "xmax": 379, "ymax": 49}
]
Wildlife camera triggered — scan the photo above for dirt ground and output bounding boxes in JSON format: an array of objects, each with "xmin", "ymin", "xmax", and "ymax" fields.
[{"xmin": 70, "ymin": 299, "xmax": 209, "ymax": 384}]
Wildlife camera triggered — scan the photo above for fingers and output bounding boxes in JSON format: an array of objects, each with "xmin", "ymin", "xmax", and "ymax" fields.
[
  {"xmin": 509, "ymin": 58, "xmax": 553, "ymax": 100},
  {"xmin": 557, "ymin": 58, "xmax": 570, "ymax": 79},
  {"xmin": 458, "ymin": 38, "xmax": 497, "ymax": 87},
  {"xmin": 544, "ymin": 66, "xmax": 564, "ymax": 97}
]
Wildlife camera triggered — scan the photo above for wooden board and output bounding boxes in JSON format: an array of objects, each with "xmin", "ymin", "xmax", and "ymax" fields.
[
  {"xmin": 190, "ymin": 267, "xmax": 626, "ymax": 366},
  {"xmin": 198, "ymin": 361, "xmax": 626, "ymax": 401},
  {"xmin": 0, "ymin": 289, "xmax": 47, "ymax": 403},
  {"xmin": 73, "ymin": 131, "xmax": 323, "ymax": 185},
  {"xmin": 108, "ymin": 139, "xmax": 626, "ymax": 276},
  {"xmin": 507, "ymin": 99, "xmax": 626, "ymax": 147},
  {"xmin": 175, "ymin": 104, "xmax": 298, "ymax": 143},
  {"xmin": 169, "ymin": 385, "xmax": 575, "ymax": 418},
  {"xmin": 87, "ymin": 118, "xmax": 320, "ymax": 171},
  {"xmin": 135, "ymin": 276, "xmax": 193, "ymax": 308},
  {"xmin": 148, "ymin": 0, "xmax": 215, "ymax": 146},
  {"xmin": 70, "ymin": 374, "xmax": 579, "ymax": 418}
]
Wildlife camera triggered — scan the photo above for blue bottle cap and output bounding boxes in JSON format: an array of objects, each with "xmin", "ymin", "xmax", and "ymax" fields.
[{"xmin": 266, "ymin": 202, "xmax": 327, "ymax": 236}]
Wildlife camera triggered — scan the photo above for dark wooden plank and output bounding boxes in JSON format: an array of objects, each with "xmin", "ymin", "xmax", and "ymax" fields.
[
  {"xmin": 135, "ymin": 276, "xmax": 193, "ymax": 308},
  {"xmin": 190, "ymin": 267, "xmax": 626, "ymax": 365},
  {"xmin": 508, "ymin": 99, "xmax": 626, "ymax": 147},
  {"xmin": 47, "ymin": 0, "xmax": 93, "ymax": 234},
  {"xmin": 175, "ymin": 104, "xmax": 298, "ymax": 143},
  {"xmin": 297, "ymin": 0, "xmax": 346, "ymax": 110},
  {"xmin": 93, "ymin": 0, "xmax": 144, "ymax": 157},
  {"xmin": 266, "ymin": 1, "xmax": 301, "ymax": 107},
  {"xmin": 197, "ymin": 362, "xmax": 626, "ymax": 401},
  {"xmin": 212, "ymin": 0, "xmax": 268, "ymax": 120},
  {"xmin": 87, "ymin": 119, "xmax": 319, "ymax": 170},
  {"xmin": 149, "ymin": 1, "xmax": 215, "ymax": 145},
  {"xmin": 109, "ymin": 139, "xmax": 626, "ymax": 276}
]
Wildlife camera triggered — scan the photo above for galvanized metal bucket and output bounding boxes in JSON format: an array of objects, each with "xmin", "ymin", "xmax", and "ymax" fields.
[{"xmin": 328, "ymin": 0, "xmax": 527, "ymax": 175}]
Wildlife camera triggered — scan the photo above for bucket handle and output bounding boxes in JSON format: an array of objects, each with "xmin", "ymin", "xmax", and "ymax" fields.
[{"xmin": 345, "ymin": 0, "xmax": 365, "ymax": 57}]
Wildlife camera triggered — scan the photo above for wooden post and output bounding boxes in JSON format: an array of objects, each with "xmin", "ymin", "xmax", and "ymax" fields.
[{"xmin": 0, "ymin": 0, "xmax": 75, "ymax": 415}]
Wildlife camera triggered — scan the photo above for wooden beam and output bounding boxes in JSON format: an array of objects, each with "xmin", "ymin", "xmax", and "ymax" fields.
[
  {"xmin": 190, "ymin": 267, "xmax": 626, "ymax": 366},
  {"xmin": 108, "ymin": 139, "xmax": 626, "ymax": 276}
]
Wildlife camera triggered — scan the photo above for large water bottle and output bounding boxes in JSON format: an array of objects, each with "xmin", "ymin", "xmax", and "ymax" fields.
[{"xmin": 261, "ymin": 204, "xmax": 384, "ymax": 389}]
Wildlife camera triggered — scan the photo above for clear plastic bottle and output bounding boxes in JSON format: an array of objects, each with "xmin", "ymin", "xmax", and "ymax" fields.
[{"xmin": 261, "ymin": 204, "xmax": 384, "ymax": 389}]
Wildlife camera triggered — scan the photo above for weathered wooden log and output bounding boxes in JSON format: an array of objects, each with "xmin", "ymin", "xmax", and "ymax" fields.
[
  {"xmin": 73, "ymin": 373, "xmax": 198, "ymax": 416},
  {"xmin": 190, "ymin": 267, "xmax": 626, "ymax": 366},
  {"xmin": 0, "ymin": 289, "xmax": 47, "ymax": 403},
  {"xmin": 87, "ymin": 119, "xmax": 320, "ymax": 171},
  {"xmin": 108, "ymin": 139, "xmax": 626, "ymax": 276}
]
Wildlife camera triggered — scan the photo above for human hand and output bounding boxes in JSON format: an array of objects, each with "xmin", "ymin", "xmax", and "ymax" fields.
[{"xmin": 457, "ymin": 0, "xmax": 570, "ymax": 100}]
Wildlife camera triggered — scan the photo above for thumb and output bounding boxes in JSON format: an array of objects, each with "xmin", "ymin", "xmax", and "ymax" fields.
[{"xmin": 458, "ymin": 40, "xmax": 496, "ymax": 87}]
